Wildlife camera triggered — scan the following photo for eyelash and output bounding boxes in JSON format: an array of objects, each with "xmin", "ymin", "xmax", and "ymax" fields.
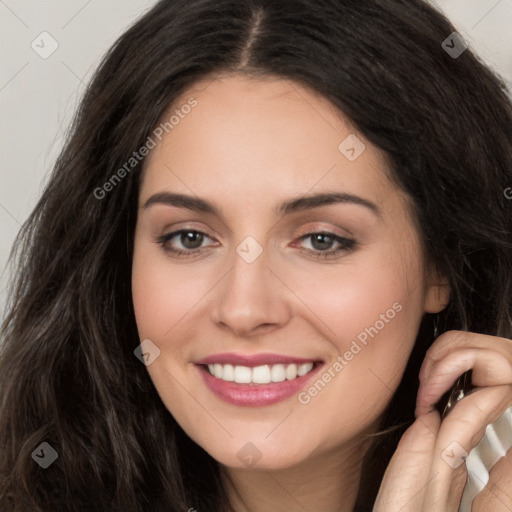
[{"xmin": 155, "ymin": 229, "xmax": 356, "ymax": 260}]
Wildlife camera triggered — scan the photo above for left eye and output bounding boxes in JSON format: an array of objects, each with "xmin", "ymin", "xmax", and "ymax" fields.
[
  {"xmin": 155, "ymin": 229, "xmax": 356, "ymax": 259},
  {"xmin": 291, "ymin": 231, "xmax": 357, "ymax": 260}
]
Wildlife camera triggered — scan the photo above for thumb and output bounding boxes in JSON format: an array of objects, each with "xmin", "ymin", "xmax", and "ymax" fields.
[{"xmin": 373, "ymin": 411, "xmax": 440, "ymax": 512}]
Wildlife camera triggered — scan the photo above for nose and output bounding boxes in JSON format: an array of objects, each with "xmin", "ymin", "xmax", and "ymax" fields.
[{"xmin": 210, "ymin": 244, "xmax": 292, "ymax": 338}]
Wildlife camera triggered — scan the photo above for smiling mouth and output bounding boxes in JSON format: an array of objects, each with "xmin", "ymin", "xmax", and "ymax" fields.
[{"xmin": 202, "ymin": 361, "xmax": 321, "ymax": 385}]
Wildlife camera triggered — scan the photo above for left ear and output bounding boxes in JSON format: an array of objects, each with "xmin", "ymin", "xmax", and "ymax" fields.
[{"xmin": 424, "ymin": 267, "xmax": 451, "ymax": 314}]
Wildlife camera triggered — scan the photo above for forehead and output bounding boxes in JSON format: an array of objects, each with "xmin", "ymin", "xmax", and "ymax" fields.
[{"xmin": 140, "ymin": 73, "xmax": 403, "ymax": 215}]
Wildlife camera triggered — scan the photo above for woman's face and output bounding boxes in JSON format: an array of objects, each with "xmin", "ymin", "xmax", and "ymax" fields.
[{"xmin": 132, "ymin": 73, "xmax": 449, "ymax": 469}]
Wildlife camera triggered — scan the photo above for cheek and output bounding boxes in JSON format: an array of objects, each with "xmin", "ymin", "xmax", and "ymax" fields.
[
  {"xmin": 285, "ymin": 250, "xmax": 424, "ymax": 409},
  {"xmin": 131, "ymin": 242, "xmax": 211, "ymax": 340},
  {"xmin": 287, "ymin": 249, "xmax": 422, "ymax": 345}
]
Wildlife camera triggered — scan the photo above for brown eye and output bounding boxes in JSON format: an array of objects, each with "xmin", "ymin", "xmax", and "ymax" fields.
[
  {"xmin": 295, "ymin": 231, "xmax": 356, "ymax": 259},
  {"xmin": 155, "ymin": 229, "xmax": 214, "ymax": 257},
  {"xmin": 179, "ymin": 231, "xmax": 205, "ymax": 249}
]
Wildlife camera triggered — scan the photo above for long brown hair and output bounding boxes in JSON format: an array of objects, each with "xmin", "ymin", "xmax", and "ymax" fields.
[{"xmin": 1, "ymin": 0, "xmax": 511, "ymax": 510}]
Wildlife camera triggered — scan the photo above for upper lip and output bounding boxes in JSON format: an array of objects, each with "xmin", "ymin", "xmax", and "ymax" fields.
[{"xmin": 195, "ymin": 352, "xmax": 322, "ymax": 367}]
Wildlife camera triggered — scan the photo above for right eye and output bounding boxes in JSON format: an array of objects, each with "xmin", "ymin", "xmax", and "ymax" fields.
[{"xmin": 155, "ymin": 229, "xmax": 217, "ymax": 257}]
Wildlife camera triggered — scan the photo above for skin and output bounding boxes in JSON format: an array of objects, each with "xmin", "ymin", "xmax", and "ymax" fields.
[{"xmin": 131, "ymin": 73, "xmax": 512, "ymax": 511}]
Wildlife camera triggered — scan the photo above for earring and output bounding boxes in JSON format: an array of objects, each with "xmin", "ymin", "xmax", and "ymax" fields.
[{"xmin": 433, "ymin": 314, "xmax": 440, "ymax": 339}]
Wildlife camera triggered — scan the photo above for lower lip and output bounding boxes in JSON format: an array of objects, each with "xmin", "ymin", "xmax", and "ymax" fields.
[{"xmin": 196, "ymin": 363, "xmax": 324, "ymax": 407}]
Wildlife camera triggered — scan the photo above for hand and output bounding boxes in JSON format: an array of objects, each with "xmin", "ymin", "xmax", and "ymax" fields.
[{"xmin": 373, "ymin": 330, "xmax": 512, "ymax": 512}]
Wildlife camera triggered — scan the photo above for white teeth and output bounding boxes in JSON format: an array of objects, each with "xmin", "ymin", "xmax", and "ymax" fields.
[
  {"xmin": 252, "ymin": 365, "xmax": 271, "ymax": 383},
  {"xmin": 213, "ymin": 363, "xmax": 223, "ymax": 379},
  {"xmin": 286, "ymin": 363, "xmax": 297, "ymax": 380},
  {"xmin": 222, "ymin": 364, "xmax": 235, "ymax": 381},
  {"xmin": 297, "ymin": 362, "xmax": 313, "ymax": 376},
  {"xmin": 271, "ymin": 364, "xmax": 286, "ymax": 382},
  {"xmin": 234, "ymin": 365, "xmax": 252, "ymax": 383},
  {"xmin": 205, "ymin": 362, "xmax": 316, "ymax": 384}
]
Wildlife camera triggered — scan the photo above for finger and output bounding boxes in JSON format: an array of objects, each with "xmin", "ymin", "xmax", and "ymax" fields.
[
  {"xmin": 423, "ymin": 386, "xmax": 512, "ymax": 510},
  {"xmin": 373, "ymin": 411, "xmax": 440, "ymax": 512},
  {"xmin": 419, "ymin": 330, "xmax": 512, "ymax": 383},
  {"xmin": 416, "ymin": 348, "xmax": 512, "ymax": 417}
]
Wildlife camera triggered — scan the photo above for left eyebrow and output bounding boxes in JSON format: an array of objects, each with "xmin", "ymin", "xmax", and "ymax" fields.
[
  {"xmin": 277, "ymin": 192, "xmax": 381, "ymax": 217},
  {"xmin": 141, "ymin": 191, "xmax": 381, "ymax": 218}
]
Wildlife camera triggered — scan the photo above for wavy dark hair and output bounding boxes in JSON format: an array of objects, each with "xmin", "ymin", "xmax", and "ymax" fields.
[{"xmin": 1, "ymin": 0, "xmax": 511, "ymax": 510}]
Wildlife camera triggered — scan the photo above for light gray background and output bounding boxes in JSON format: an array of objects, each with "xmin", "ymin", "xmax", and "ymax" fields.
[{"xmin": 1, "ymin": 0, "xmax": 512, "ymax": 320}]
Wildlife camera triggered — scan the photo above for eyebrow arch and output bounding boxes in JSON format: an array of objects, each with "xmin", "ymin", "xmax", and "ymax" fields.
[{"xmin": 142, "ymin": 191, "xmax": 381, "ymax": 217}]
